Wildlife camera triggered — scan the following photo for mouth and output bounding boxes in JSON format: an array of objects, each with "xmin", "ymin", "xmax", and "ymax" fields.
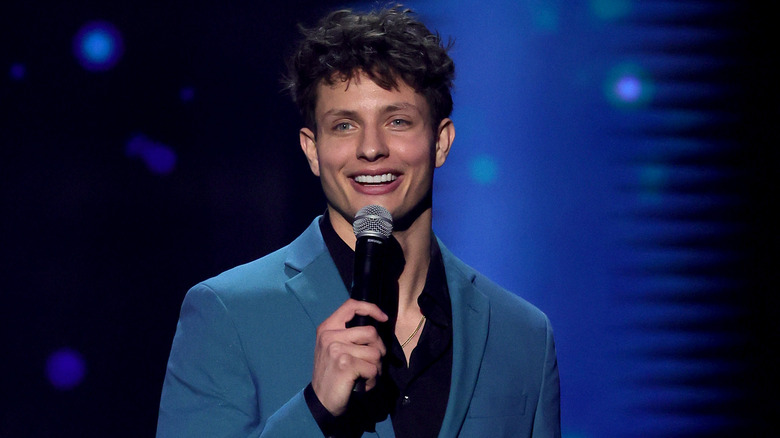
[{"xmin": 353, "ymin": 173, "xmax": 398, "ymax": 185}]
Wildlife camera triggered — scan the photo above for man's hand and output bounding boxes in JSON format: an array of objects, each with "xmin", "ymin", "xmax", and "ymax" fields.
[{"xmin": 311, "ymin": 299, "xmax": 388, "ymax": 416}]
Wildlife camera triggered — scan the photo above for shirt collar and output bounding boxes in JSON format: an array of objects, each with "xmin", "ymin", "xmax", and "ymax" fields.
[{"xmin": 319, "ymin": 213, "xmax": 452, "ymax": 328}]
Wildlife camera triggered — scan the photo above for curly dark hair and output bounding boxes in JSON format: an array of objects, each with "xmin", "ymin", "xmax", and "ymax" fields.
[{"xmin": 283, "ymin": 6, "xmax": 455, "ymax": 133}]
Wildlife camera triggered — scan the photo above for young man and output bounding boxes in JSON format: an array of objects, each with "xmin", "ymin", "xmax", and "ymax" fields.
[{"xmin": 157, "ymin": 7, "xmax": 560, "ymax": 438}]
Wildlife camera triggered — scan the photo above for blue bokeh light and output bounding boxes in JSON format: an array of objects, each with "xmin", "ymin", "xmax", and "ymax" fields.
[
  {"xmin": 46, "ymin": 348, "xmax": 87, "ymax": 390},
  {"xmin": 10, "ymin": 63, "xmax": 26, "ymax": 80},
  {"xmin": 529, "ymin": 3, "xmax": 560, "ymax": 32},
  {"xmin": 126, "ymin": 134, "xmax": 177, "ymax": 175},
  {"xmin": 468, "ymin": 154, "xmax": 499, "ymax": 185},
  {"xmin": 180, "ymin": 86, "xmax": 195, "ymax": 102},
  {"xmin": 73, "ymin": 21, "xmax": 124, "ymax": 72},
  {"xmin": 590, "ymin": 0, "xmax": 633, "ymax": 20},
  {"xmin": 616, "ymin": 75, "xmax": 642, "ymax": 102},
  {"xmin": 605, "ymin": 63, "xmax": 654, "ymax": 108}
]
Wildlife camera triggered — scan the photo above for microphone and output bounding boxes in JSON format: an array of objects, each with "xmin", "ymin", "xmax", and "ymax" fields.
[
  {"xmin": 347, "ymin": 204, "xmax": 393, "ymax": 326},
  {"xmin": 346, "ymin": 204, "xmax": 393, "ymax": 392}
]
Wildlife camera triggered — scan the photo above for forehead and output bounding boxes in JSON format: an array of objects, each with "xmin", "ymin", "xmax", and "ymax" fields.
[{"xmin": 314, "ymin": 72, "xmax": 429, "ymax": 118}]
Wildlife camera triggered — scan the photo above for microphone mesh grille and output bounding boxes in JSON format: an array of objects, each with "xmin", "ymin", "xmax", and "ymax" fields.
[{"xmin": 353, "ymin": 205, "xmax": 393, "ymax": 239}]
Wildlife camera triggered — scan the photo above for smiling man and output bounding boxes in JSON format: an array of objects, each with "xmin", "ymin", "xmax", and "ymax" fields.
[{"xmin": 157, "ymin": 7, "xmax": 560, "ymax": 438}]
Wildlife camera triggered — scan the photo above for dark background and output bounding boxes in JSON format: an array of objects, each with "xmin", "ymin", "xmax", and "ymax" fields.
[
  {"xmin": 2, "ymin": 0, "xmax": 777, "ymax": 436},
  {"xmin": 2, "ymin": 1, "xmax": 340, "ymax": 435}
]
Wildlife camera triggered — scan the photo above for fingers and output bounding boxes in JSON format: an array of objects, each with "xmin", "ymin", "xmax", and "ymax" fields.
[
  {"xmin": 312, "ymin": 348, "xmax": 382, "ymax": 414},
  {"xmin": 326, "ymin": 298, "xmax": 389, "ymax": 327},
  {"xmin": 311, "ymin": 299, "xmax": 388, "ymax": 416},
  {"xmin": 321, "ymin": 330, "xmax": 385, "ymax": 365},
  {"xmin": 320, "ymin": 324, "xmax": 386, "ymax": 353}
]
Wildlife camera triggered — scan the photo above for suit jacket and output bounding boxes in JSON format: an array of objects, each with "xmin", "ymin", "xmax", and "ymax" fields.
[{"xmin": 157, "ymin": 218, "xmax": 560, "ymax": 437}]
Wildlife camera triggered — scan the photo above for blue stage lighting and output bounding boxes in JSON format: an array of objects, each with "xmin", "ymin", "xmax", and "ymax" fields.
[
  {"xmin": 469, "ymin": 154, "xmax": 499, "ymax": 185},
  {"xmin": 590, "ymin": 0, "xmax": 633, "ymax": 20},
  {"xmin": 73, "ymin": 21, "xmax": 124, "ymax": 72},
  {"xmin": 46, "ymin": 348, "xmax": 86, "ymax": 390},
  {"xmin": 126, "ymin": 134, "xmax": 177, "ymax": 175},
  {"xmin": 616, "ymin": 75, "xmax": 642, "ymax": 101},
  {"xmin": 180, "ymin": 86, "xmax": 195, "ymax": 102},
  {"xmin": 605, "ymin": 63, "xmax": 654, "ymax": 108},
  {"xmin": 529, "ymin": 4, "xmax": 559, "ymax": 31},
  {"xmin": 10, "ymin": 63, "xmax": 26, "ymax": 80}
]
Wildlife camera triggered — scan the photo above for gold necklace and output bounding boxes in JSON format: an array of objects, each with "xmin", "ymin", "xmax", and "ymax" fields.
[{"xmin": 400, "ymin": 315, "xmax": 426, "ymax": 348}]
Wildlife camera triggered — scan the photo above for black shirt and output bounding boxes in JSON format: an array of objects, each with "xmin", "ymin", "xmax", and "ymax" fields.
[{"xmin": 303, "ymin": 214, "xmax": 453, "ymax": 437}]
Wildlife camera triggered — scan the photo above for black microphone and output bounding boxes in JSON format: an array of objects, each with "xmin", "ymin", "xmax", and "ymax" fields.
[{"xmin": 346, "ymin": 204, "xmax": 393, "ymax": 392}]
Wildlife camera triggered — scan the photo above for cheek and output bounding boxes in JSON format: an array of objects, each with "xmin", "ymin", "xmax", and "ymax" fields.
[
  {"xmin": 315, "ymin": 148, "xmax": 350, "ymax": 182},
  {"xmin": 402, "ymin": 142, "xmax": 436, "ymax": 168}
]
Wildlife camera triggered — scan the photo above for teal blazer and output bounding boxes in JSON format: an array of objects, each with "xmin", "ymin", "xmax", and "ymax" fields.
[{"xmin": 157, "ymin": 218, "xmax": 560, "ymax": 437}]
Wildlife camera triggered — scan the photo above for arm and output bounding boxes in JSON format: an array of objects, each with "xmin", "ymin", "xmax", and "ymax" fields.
[
  {"xmin": 531, "ymin": 315, "xmax": 561, "ymax": 438},
  {"xmin": 156, "ymin": 284, "xmax": 323, "ymax": 438},
  {"xmin": 157, "ymin": 285, "xmax": 387, "ymax": 438}
]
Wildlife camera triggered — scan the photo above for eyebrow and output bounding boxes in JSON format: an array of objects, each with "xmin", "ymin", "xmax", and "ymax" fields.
[
  {"xmin": 383, "ymin": 102, "xmax": 421, "ymax": 114},
  {"xmin": 320, "ymin": 102, "xmax": 422, "ymax": 119}
]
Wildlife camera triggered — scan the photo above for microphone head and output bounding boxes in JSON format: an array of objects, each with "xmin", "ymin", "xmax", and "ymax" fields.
[{"xmin": 353, "ymin": 205, "xmax": 393, "ymax": 240}]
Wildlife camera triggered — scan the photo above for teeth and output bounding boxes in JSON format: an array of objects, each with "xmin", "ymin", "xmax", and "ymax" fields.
[{"xmin": 354, "ymin": 173, "xmax": 397, "ymax": 184}]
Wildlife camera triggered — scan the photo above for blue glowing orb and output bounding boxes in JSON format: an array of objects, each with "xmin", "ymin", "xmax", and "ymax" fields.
[
  {"xmin": 46, "ymin": 348, "xmax": 87, "ymax": 390},
  {"xmin": 180, "ymin": 86, "xmax": 195, "ymax": 102},
  {"xmin": 530, "ymin": 5, "xmax": 559, "ymax": 31},
  {"xmin": 604, "ymin": 63, "xmax": 654, "ymax": 108},
  {"xmin": 469, "ymin": 154, "xmax": 499, "ymax": 185},
  {"xmin": 613, "ymin": 74, "xmax": 644, "ymax": 103},
  {"xmin": 591, "ymin": 0, "xmax": 633, "ymax": 20},
  {"xmin": 73, "ymin": 21, "xmax": 124, "ymax": 72},
  {"xmin": 10, "ymin": 63, "xmax": 26, "ymax": 80},
  {"xmin": 615, "ymin": 75, "xmax": 642, "ymax": 102},
  {"xmin": 126, "ymin": 134, "xmax": 177, "ymax": 175}
]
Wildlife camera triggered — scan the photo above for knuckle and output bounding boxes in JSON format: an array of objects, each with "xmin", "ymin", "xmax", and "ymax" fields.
[
  {"xmin": 316, "ymin": 323, "xmax": 330, "ymax": 337},
  {"xmin": 326, "ymin": 341, "xmax": 343, "ymax": 357},
  {"xmin": 357, "ymin": 325, "xmax": 378, "ymax": 338},
  {"xmin": 320, "ymin": 329, "xmax": 339, "ymax": 345},
  {"xmin": 336, "ymin": 353, "xmax": 353, "ymax": 369}
]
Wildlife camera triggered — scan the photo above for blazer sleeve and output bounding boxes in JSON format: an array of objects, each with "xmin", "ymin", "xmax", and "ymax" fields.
[
  {"xmin": 531, "ymin": 315, "xmax": 561, "ymax": 438},
  {"xmin": 156, "ymin": 284, "xmax": 323, "ymax": 438}
]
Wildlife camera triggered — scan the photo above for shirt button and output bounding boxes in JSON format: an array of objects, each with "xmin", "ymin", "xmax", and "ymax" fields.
[{"xmin": 402, "ymin": 395, "xmax": 411, "ymax": 406}]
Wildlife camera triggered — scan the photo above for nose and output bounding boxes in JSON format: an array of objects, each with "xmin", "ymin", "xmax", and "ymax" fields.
[{"xmin": 356, "ymin": 126, "xmax": 389, "ymax": 161}]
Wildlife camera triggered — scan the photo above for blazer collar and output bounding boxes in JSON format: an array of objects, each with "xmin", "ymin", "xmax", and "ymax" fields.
[
  {"xmin": 284, "ymin": 218, "xmax": 350, "ymax": 327},
  {"xmin": 283, "ymin": 221, "xmax": 490, "ymax": 438},
  {"xmin": 437, "ymin": 240, "xmax": 490, "ymax": 438}
]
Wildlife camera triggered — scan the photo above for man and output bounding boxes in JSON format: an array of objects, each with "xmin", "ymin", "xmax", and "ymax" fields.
[{"xmin": 157, "ymin": 6, "xmax": 560, "ymax": 437}]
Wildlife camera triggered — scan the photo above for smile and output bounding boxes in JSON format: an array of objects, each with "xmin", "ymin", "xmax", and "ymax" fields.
[{"xmin": 354, "ymin": 173, "xmax": 398, "ymax": 184}]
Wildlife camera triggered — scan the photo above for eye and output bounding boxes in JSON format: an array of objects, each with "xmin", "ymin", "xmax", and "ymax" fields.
[
  {"xmin": 334, "ymin": 122, "xmax": 353, "ymax": 131},
  {"xmin": 390, "ymin": 119, "xmax": 410, "ymax": 127}
]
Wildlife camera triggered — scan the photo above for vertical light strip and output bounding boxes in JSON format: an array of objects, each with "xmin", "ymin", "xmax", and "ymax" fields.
[{"xmin": 611, "ymin": 1, "xmax": 770, "ymax": 435}]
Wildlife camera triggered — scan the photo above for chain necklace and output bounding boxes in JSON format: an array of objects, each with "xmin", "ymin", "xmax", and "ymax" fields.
[{"xmin": 400, "ymin": 315, "xmax": 426, "ymax": 348}]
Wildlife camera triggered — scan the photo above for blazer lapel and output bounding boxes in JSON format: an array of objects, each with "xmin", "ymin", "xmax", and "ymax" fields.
[
  {"xmin": 283, "ymin": 219, "xmax": 396, "ymax": 437},
  {"xmin": 284, "ymin": 218, "xmax": 350, "ymax": 327},
  {"xmin": 438, "ymin": 243, "xmax": 490, "ymax": 438},
  {"xmin": 282, "ymin": 225, "xmax": 488, "ymax": 438}
]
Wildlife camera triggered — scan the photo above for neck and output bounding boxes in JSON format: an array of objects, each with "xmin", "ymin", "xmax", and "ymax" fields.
[
  {"xmin": 328, "ymin": 206, "xmax": 432, "ymax": 315},
  {"xmin": 392, "ymin": 214, "xmax": 432, "ymax": 315}
]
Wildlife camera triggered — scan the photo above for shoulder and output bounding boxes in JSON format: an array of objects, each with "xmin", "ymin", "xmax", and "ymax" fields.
[
  {"xmin": 439, "ymin": 239, "xmax": 551, "ymax": 332},
  {"xmin": 201, "ymin": 246, "xmax": 291, "ymax": 294},
  {"xmin": 191, "ymin": 217, "xmax": 326, "ymax": 303},
  {"xmin": 478, "ymin": 269, "xmax": 550, "ymax": 328}
]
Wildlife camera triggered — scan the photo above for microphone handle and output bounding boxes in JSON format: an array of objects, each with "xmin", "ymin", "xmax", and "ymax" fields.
[
  {"xmin": 346, "ymin": 236, "xmax": 386, "ymax": 328},
  {"xmin": 347, "ymin": 236, "xmax": 386, "ymax": 392}
]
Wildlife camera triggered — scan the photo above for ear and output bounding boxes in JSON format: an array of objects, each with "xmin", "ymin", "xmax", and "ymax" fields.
[
  {"xmin": 434, "ymin": 118, "xmax": 455, "ymax": 168},
  {"xmin": 299, "ymin": 127, "xmax": 320, "ymax": 176}
]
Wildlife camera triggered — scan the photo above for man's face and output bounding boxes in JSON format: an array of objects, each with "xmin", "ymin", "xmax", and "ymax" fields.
[{"xmin": 300, "ymin": 70, "xmax": 453, "ymax": 234}]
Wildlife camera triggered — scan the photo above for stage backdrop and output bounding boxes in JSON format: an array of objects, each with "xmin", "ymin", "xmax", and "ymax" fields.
[{"xmin": 1, "ymin": 0, "xmax": 776, "ymax": 436}]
